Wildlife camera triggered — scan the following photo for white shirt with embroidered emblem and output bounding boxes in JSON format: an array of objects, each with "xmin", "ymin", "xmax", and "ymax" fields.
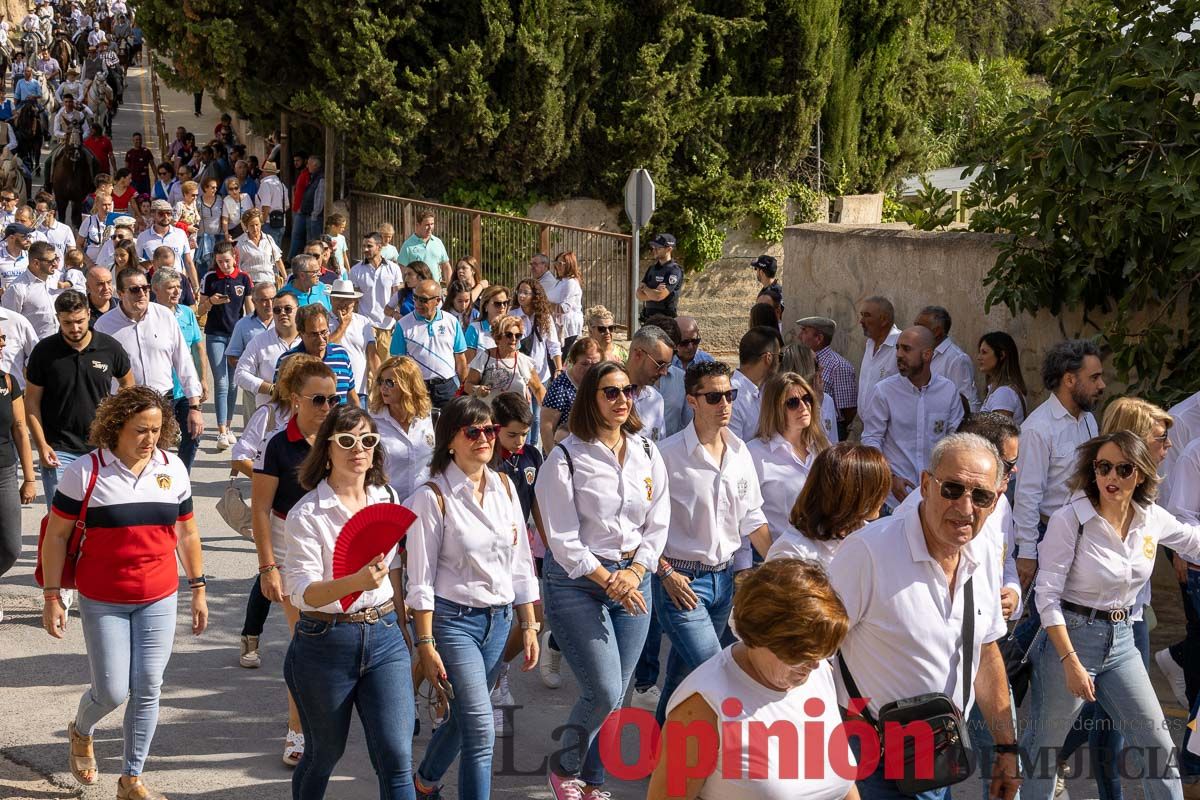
[
  {"xmin": 403, "ymin": 463, "xmax": 539, "ymax": 611},
  {"xmin": 746, "ymin": 433, "xmax": 816, "ymax": 540},
  {"xmin": 1163, "ymin": 391, "xmax": 1200, "ymax": 499},
  {"xmin": 1, "ymin": 268, "xmax": 60, "ymax": 338},
  {"xmin": 634, "ymin": 383, "xmax": 665, "ymax": 442},
  {"xmin": 766, "ymin": 524, "xmax": 842, "ymax": 570},
  {"xmin": 0, "ymin": 306, "xmax": 37, "ymax": 387},
  {"xmin": 858, "ymin": 325, "xmax": 901, "ymax": 410},
  {"xmin": 94, "ymin": 302, "xmax": 201, "ymax": 397},
  {"xmin": 827, "ymin": 498, "xmax": 1007, "ymax": 717},
  {"xmin": 1011, "ymin": 394, "xmax": 1098, "ymax": 559},
  {"xmin": 657, "ymin": 424, "xmax": 767, "ymax": 566},
  {"xmin": 372, "ymin": 409, "xmax": 433, "ymax": 501},
  {"xmin": 284, "ymin": 481, "xmax": 403, "ymax": 614},
  {"xmin": 536, "ymin": 431, "xmax": 671, "ymax": 579},
  {"xmin": 860, "ymin": 373, "xmax": 965, "ymax": 506},
  {"xmin": 931, "ymin": 336, "xmax": 978, "ymax": 411},
  {"xmin": 1036, "ymin": 491, "xmax": 1200, "ymax": 627},
  {"xmin": 728, "ymin": 369, "xmax": 762, "ymax": 442},
  {"xmin": 233, "ymin": 328, "xmax": 301, "ymax": 407}
]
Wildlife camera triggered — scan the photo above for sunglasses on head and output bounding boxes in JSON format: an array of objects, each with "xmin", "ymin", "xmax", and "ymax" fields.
[
  {"xmin": 931, "ymin": 476, "xmax": 997, "ymax": 509},
  {"xmin": 302, "ymin": 393, "xmax": 338, "ymax": 407},
  {"xmin": 600, "ymin": 384, "xmax": 636, "ymax": 402},
  {"xmin": 691, "ymin": 389, "xmax": 738, "ymax": 405},
  {"xmin": 333, "ymin": 432, "xmax": 380, "ymax": 450},
  {"xmin": 1094, "ymin": 460, "xmax": 1136, "ymax": 479},
  {"xmin": 785, "ymin": 394, "xmax": 814, "ymax": 410},
  {"xmin": 461, "ymin": 424, "xmax": 501, "ymax": 441}
]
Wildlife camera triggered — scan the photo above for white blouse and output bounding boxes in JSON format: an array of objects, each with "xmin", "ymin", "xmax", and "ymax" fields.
[
  {"xmin": 746, "ymin": 434, "xmax": 816, "ymax": 540},
  {"xmin": 403, "ymin": 462, "xmax": 539, "ymax": 611},
  {"xmin": 469, "ymin": 349, "xmax": 537, "ymax": 404},
  {"xmin": 284, "ymin": 481, "xmax": 403, "ymax": 613},
  {"xmin": 372, "ymin": 409, "xmax": 434, "ymax": 501},
  {"xmin": 231, "ymin": 402, "xmax": 290, "ymax": 463},
  {"xmin": 981, "ymin": 384, "xmax": 1027, "ymax": 426},
  {"xmin": 547, "ymin": 277, "xmax": 583, "ymax": 338},
  {"xmin": 766, "ymin": 525, "xmax": 842, "ymax": 570},
  {"xmin": 536, "ymin": 432, "xmax": 671, "ymax": 579}
]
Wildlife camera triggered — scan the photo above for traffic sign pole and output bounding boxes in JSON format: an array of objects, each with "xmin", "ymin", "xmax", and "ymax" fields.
[{"xmin": 624, "ymin": 169, "xmax": 655, "ymax": 336}]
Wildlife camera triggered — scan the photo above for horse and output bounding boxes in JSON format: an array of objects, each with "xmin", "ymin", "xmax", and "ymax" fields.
[
  {"xmin": 84, "ymin": 77, "xmax": 111, "ymax": 136},
  {"xmin": 50, "ymin": 124, "xmax": 93, "ymax": 228},
  {"xmin": 0, "ymin": 156, "xmax": 28, "ymax": 204},
  {"xmin": 50, "ymin": 33, "xmax": 73, "ymax": 74},
  {"xmin": 13, "ymin": 101, "xmax": 45, "ymax": 178},
  {"xmin": 21, "ymin": 31, "xmax": 39, "ymax": 63}
]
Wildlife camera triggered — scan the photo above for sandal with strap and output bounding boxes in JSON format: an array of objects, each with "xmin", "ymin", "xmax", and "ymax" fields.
[
  {"xmin": 282, "ymin": 729, "xmax": 304, "ymax": 768},
  {"xmin": 116, "ymin": 776, "xmax": 167, "ymax": 800},
  {"xmin": 67, "ymin": 721, "xmax": 98, "ymax": 786}
]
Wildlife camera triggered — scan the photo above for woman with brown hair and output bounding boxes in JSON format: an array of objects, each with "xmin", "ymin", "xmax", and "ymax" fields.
[
  {"xmin": 453, "ymin": 255, "xmax": 489, "ymax": 306},
  {"xmin": 767, "ymin": 442, "xmax": 891, "ymax": 567},
  {"xmin": 549, "ymin": 251, "xmax": 584, "ymax": 349},
  {"xmin": 40, "ymin": 386, "xmax": 205, "ymax": 800},
  {"xmin": 368, "ymin": 355, "xmax": 434, "ymax": 501},
  {"xmin": 513, "ymin": 277, "xmax": 562, "ymax": 446},
  {"xmin": 747, "ymin": 372, "xmax": 831, "ymax": 542},
  {"xmin": 464, "ymin": 284, "xmax": 512, "ymax": 362},
  {"xmin": 647, "ymin": 558, "xmax": 857, "ymax": 800}
]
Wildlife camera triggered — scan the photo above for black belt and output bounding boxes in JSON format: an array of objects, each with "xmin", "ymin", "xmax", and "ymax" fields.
[
  {"xmin": 663, "ymin": 556, "xmax": 733, "ymax": 574},
  {"xmin": 425, "ymin": 377, "xmax": 453, "ymax": 386},
  {"xmin": 1061, "ymin": 600, "xmax": 1133, "ymax": 623}
]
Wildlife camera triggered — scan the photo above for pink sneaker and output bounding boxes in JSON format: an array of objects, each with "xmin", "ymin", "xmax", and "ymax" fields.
[{"xmin": 547, "ymin": 772, "xmax": 586, "ymax": 800}]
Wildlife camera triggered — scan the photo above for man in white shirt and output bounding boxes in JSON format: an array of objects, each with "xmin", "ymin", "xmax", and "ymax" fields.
[
  {"xmin": 625, "ymin": 324, "xmax": 674, "ymax": 443},
  {"xmin": 652, "ymin": 360, "xmax": 769, "ymax": 722},
  {"xmin": 858, "ymin": 295, "xmax": 901, "ymax": 411},
  {"xmin": 828, "ymin": 433, "xmax": 1020, "ymax": 800},
  {"xmin": 78, "ymin": 192, "xmax": 113, "ymax": 265},
  {"xmin": 32, "ymin": 195, "xmax": 79, "ymax": 267},
  {"xmin": 0, "ymin": 222, "xmax": 32, "ymax": 290},
  {"xmin": 530, "ymin": 252, "xmax": 557, "ymax": 296},
  {"xmin": 861, "ymin": 325, "xmax": 965, "ymax": 508},
  {"xmin": 136, "ymin": 199, "xmax": 198, "ymax": 290},
  {"xmin": 51, "ymin": 92, "xmax": 91, "ymax": 142},
  {"xmin": 388, "ymin": 280, "xmax": 468, "ymax": 408},
  {"xmin": 915, "ymin": 304, "xmax": 978, "ymax": 412},
  {"xmin": 0, "ymin": 304, "xmax": 38, "ymax": 387},
  {"xmin": 254, "ymin": 161, "xmax": 288, "ymax": 246},
  {"xmin": 1, "ymin": 241, "xmax": 76, "ymax": 338},
  {"xmin": 94, "ymin": 266, "xmax": 204, "ymax": 440},
  {"xmin": 1163, "ymin": 391, "xmax": 1200, "ymax": 499},
  {"xmin": 349, "ymin": 231, "xmax": 404, "ymax": 362},
  {"xmin": 226, "ymin": 281, "xmax": 275, "ymax": 425},
  {"xmin": 725, "ymin": 325, "xmax": 780, "ymax": 444},
  {"xmin": 233, "ymin": 290, "xmax": 300, "ymax": 409}
]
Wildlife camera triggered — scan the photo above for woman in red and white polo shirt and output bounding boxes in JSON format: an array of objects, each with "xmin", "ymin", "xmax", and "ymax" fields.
[{"xmin": 40, "ymin": 386, "xmax": 206, "ymax": 800}]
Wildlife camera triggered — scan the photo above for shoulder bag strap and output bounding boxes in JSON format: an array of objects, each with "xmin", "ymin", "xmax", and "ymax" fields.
[
  {"xmin": 423, "ymin": 480, "xmax": 445, "ymax": 517},
  {"xmin": 837, "ymin": 652, "xmax": 876, "ymax": 727},
  {"xmin": 641, "ymin": 436, "xmax": 652, "ymax": 460},
  {"xmin": 68, "ymin": 452, "xmax": 101, "ymax": 558},
  {"xmin": 961, "ymin": 576, "xmax": 975, "ymax": 714},
  {"xmin": 498, "ymin": 470, "xmax": 513, "ymax": 502},
  {"xmin": 556, "ymin": 442, "xmax": 574, "ymax": 478}
]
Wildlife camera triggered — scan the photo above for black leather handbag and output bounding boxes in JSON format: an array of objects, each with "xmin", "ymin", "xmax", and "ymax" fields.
[{"xmin": 839, "ymin": 577, "xmax": 977, "ymax": 794}]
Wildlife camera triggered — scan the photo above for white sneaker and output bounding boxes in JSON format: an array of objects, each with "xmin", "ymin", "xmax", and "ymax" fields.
[
  {"xmin": 493, "ymin": 706, "xmax": 512, "ymax": 738},
  {"xmin": 630, "ymin": 684, "xmax": 661, "ymax": 711},
  {"xmin": 216, "ymin": 432, "xmax": 231, "ymax": 451},
  {"xmin": 493, "ymin": 665, "xmax": 515, "ymax": 707},
  {"xmin": 539, "ymin": 631, "xmax": 563, "ymax": 689},
  {"xmin": 1054, "ymin": 761, "xmax": 1071, "ymax": 797},
  {"xmin": 1156, "ymin": 648, "xmax": 1188, "ymax": 708},
  {"xmin": 548, "ymin": 773, "xmax": 586, "ymax": 800},
  {"xmin": 60, "ymin": 588, "xmax": 74, "ymax": 612},
  {"xmin": 239, "ymin": 635, "xmax": 261, "ymax": 669}
]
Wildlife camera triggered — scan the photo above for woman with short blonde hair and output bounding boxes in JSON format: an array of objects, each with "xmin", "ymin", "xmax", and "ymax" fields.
[{"xmin": 584, "ymin": 304, "xmax": 626, "ymax": 362}]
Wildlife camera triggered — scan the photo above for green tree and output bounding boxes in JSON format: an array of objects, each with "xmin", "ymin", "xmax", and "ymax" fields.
[{"xmin": 969, "ymin": 1, "xmax": 1200, "ymax": 402}]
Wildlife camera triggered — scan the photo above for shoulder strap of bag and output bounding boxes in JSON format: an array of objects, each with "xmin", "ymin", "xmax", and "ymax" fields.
[
  {"xmin": 641, "ymin": 436, "xmax": 652, "ymax": 460},
  {"xmin": 69, "ymin": 452, "xmax": 101, "ymax": 552},
  {"xmin": 556, "ymin": 442, "xmax": 574, "ymax": 478},
  {"xmin": 498, "ymin": 470, "xmax": 513, "ymax": 501},
  {"xmin": 961, "ymin": 576, "xmax": 975, "ymax": 714},
  {"xmin": 423, "ymin": 480, "xmax": 445, "ymax": 516}
]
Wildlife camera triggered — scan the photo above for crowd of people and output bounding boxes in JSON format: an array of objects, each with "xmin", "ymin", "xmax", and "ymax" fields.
[{"xmin": 4, "ymin": 102, "xmax": 1200, "ymax": 800}]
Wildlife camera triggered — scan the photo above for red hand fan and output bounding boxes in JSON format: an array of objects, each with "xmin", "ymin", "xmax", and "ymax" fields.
[{"xmin": 331, "ymin": 503, "xmax": 417, "ymax": 611}]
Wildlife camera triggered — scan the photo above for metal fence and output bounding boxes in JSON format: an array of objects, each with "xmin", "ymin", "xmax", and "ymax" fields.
[
  {"xmin": 147, "ymin": 51, "xmax": 169, "ymax": 163},
  {"xmin": 350, "ymin": 192, "xmax": 635, "ymax": 333}
]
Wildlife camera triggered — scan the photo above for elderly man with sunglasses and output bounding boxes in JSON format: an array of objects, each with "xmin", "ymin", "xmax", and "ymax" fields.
[
  {"xmin": 651, "ymin": 359, "xmax": 769, "ymax": 724},
  {"xmin": 389, "ymin": 278, "xmax": 468, "ymax": 409},
  {"xmin": 829, "ymin": 432, "xmax": 1021, "ymax": 800}
]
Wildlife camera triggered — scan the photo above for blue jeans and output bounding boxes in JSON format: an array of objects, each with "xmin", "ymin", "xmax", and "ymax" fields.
[
  {"xmin": 172, "ymin": 397, "xmax": 198, "ymax": 471},
  {"xmin": 1020, "ymin": 610, "xmax": 1181, "ymax": 800},
  {"xmin": 264, "ymin": 224, "xmax": 284, "ymax": 248},
  {"xmin": 204, "ymin": 334, "xmax": 236, "ymax": 427},
  {"xmin": 417, "ymin": 598, "xmax": 512, "ymax": 797},
  {"xmin": 967, "ymin": 687, "xmax": 1018, "ymax": 800},
  {"xmin": 1178, "ymin": 569, "xmax": 1200, "ymax": 778},
  {"xmin": 852, "ymin": 732, "xmax": 950, "ymax": 800},
  {"xmin": 41, "ymin": 448, "xmax": 84, "ymax": 509},
  {"xmin": 543, "ymin": 553, "xmax": 652, "ymax": 786},
  {"xmin": 528, "ymin": 396, "xmax": 541, "ymax": 448},
  {"xmin": 76, "ymin": 593, "xmax": 178, "ymax": 776},
  {"xmin": 633, "ymin": 609, "xmax": 663, "ymax": 691},
  {"xmin": 651, "ymin": 565, "xmax": 734, "ymax": 723},
  {"xmin": 305, "ymin": 214, "xmax": 324, "ymax": 246},
  {"xmin": 284, "ymin": 609, "xmax": 415, "ymax": 800},
  {"xmin": 1170, "ymin": 569, "xmax": 1200, "ymax": 707},
  {"xmin": 288, "ymin": 214, "xmax": 309, "ymax": 259}
]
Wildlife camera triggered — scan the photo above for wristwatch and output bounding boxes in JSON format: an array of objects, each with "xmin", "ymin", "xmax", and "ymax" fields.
[
  {"xmin": 188, "ymin": 404, "xmax": 201, "ymax": 411},
  {"xmin": 992, "ymin": 743, "xmax": 1020, "ymax": 755},
  {"xmin": 521, "ymin": 621, "xmax": 542, "ymax": 632}
]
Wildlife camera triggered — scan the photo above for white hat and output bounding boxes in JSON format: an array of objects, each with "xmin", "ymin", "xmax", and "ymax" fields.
[{"xmin": 328, "ymin": 279, "xmax": 362, "ymax": 300}]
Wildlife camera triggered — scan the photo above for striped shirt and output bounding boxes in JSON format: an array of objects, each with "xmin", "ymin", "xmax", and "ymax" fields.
[
  {"xmin": 275, "ymin": 341, "xmax": 355, "ymax": 403},
  {"xmin": 390, "ymin": 310, "xmax": 466, "ymax": 381},
  {"xmin": 51, "ymin": 448, "xmax": 193, "ymax": 604}
]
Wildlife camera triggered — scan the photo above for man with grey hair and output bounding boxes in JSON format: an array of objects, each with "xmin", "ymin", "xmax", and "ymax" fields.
[
  {"xmin": 829, "ymin": 432, "xmax": 1021, "ymax": 800},
  {"xmin": 625, "ymin": 324, "xmax": 674, "ymax": 443},
  {"xmin": 916, "ymin": 305, "xmax": 978, "ymax": 412},
  {"xmin": 862, "ymin": 325, "xmax": 964, "ymax": 508},
  {"xmin": 281, "ymin": 252, "xmax": 332, "ymax": 311},
  {"xmin": 529, "ymin": 252, "xmax": 556, "ymax": 295},
  {"xmin": 858, "ymin": 294, "xmax": 901, "ymax": 410}
]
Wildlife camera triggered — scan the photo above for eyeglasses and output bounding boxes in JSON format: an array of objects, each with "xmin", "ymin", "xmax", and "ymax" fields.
[
  {"xmin": 333, "ymin": 432, "xmax": 380, "ymax": 450},
  {"xmin": 461, "ymin": 425, "xmax": 501, "ymax": 442},
  {"xmin": 592, "ymin": 325, "xmax": 615, "ymax": 334},
  {"xmin": 600, "ymin": 384, "xmax": 636, "ymax": 402},
  {"xmin": 499, "ymin": 331, "xmax": 521, "ymax": 341},
  {"xmin": 415, "ymin": 294, "xmax": 442, "ymax": 304},
  {"xmin": 490, "ymin": 299, "xmax": 510, "ymax": 308},
  {"xmin": 784, "ymin": 394, "xmax": 814, "ymax": 410},
  {"xmin": 691, "ymin": 389, "xmax": 738, "ymax": 405},
  {"xmin": 124, "ymin": 284, "xmax": 150, "ymax": 295},
  {"xmin": 1094, "ymin": 460, "xmax": 1136, "ymax": 479},
  {"xmin": 638, "ymin": 348, "xmax": 671, "ymax": 374},
  {"xmin": 302, "ymin": 393, "xmax": 337, "ymax": 407},
  {"xmin": 380, "ymin": 377, "xmax": 400, "ymax": 390},
  {"xmin": 1001, "ymin": 457, "xmax": 1018, "ymax": 476},
  {"xmin": 1150, "ymin": 433, "xmax": 1170, "ymax": 444},
  {"xmin": 299, "ymin": 271, "xmax": 321, "ymax": 278},
  {"xmin": 305, "ymin": 329, "xmax": 330, "ymax": 339},
  {"xmin": 273, "ymin": 306, "xmax": 297, "ymax": 315},
  {"xmin": 677, "ymin": 338, "xmax": 701, "ymax": 347},
  {"xmin": 930, "ymin": 476, "xmax": 997, "ymax": 509}
]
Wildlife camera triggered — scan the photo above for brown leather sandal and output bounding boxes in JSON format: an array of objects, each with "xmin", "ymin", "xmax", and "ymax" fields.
[
  {"xmin": 67, "ymin": 721, "xmax": 98, "ymax": 786},
  {"xmin": 116, "ymin": 776, "xmax": 168, "ymax": 800}
]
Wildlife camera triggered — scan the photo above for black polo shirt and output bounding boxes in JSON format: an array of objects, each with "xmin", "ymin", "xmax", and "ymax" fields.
[
  {"xmin": 88, "ymin": 298, "xmax": 112, "ymax": 327},
  {"xmin": 25, "ymin": 331, "xmax": 131, "ymax": 453},
  {"xmin": 641, "ymin": 258, "xmax": 683, "ymax": 319},
  {"xmin": 201, "ymin": 268, "xmax": 252, "ymax": 337},
  {"xmin": 255, "ymin": 416, "xmax": 313, "ymax": 516},
  {"xmin": 495, "ymin": 445, "xmax": 543, "ymax": 520}
]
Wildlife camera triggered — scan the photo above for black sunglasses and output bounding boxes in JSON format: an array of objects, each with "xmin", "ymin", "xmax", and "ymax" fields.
[
  {"xmin": 415, "ymin": 294, "xmax": 442, "ymax": 304},
  {"xmin": 600, "ymin": 384, "xmax": 636, "ymax": 401},
  {"xmin": 124, "ymin": 284, "xmax": 150, "ymax": 295},
  {"xmin": 677, "ymin": 338, "xmax": 701, "ymax": 347},
  {"xmin": 302, "ymin": 393, "xmax": 337, "ymax": 407},
  {"xmin": 498, "ymin": 331, "xmax": 522, "ymax": 341},
  {"xmin": 273, "ymin": 306, "xmax": 297, "ymax": 315},
  {"xmin": 785, "ymin": 394, "xmax": 814, "ymax": 410},
  {"xmin": 592, "ymin": 325, "xmax": 615, "ymax": 334},
  {"xmin": 461, "ymin": 424, "xmax": 501, "ymax": 441},
  {"xmin": 1001, "ymin": 457, "xmax": 1018, "ymax": 476},
  {"xmin": 931, "ymin": 476, "xmax": 997, "ymax": 509},
  {"xmin": 691, "ymin": 389, "xmax": 738, "ymax": 405},
  {"xmin": 1094, "ymin": 460, "xmax": 1136, "ymax": 479},
  {"xmin": 381, "ymin": 378, "xmax": 399, "ymax": 390}
]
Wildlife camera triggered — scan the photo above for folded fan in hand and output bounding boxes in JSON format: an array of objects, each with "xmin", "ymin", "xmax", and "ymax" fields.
[{"xmin": 331, "ymin": 503, "xmax": 416, "ymax": 611}]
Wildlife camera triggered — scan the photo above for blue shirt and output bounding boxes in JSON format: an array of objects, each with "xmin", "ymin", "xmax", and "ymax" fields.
[
  {"xmin": 389, "ymin": 309, "xmax": 467, "ymax": 381},
  {"xmin": 227, "ymin": 313, "xmax": 271, "ymax": 360},
  {"xmin": 275, "ymin": 341, "xmax": 355, "ymax": 403},
  {"xmin": 15, "ymin": 78, "xmax": 41, "ymax": 103},
  {"xmin": 672, "ymin": 350, "xmax": 715, "ymax": 371},
  {"xmin": 170, "ymin": 305, "xmax": 202, "ymax": 400},
  {"xmin": 463, "ymin": 318, "xmax": 492, "ymax": 351},
  {"xmin": 280, "ymin": 279, "xmax": 332, "ymax": 312}
]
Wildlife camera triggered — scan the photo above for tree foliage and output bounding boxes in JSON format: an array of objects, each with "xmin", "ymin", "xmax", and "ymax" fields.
[{"xmin": 969, "ymin": 0, "xmax": 1200, "ymax": 402}]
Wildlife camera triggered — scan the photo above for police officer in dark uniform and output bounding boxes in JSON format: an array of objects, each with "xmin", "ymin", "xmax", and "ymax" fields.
[
  {"xmin": 636, "ymin": 232, "xmax": 683, "ymax": 324},
  {"xmin": 751, "ymin": 254, "xmax": 783, "ymax": 307}
]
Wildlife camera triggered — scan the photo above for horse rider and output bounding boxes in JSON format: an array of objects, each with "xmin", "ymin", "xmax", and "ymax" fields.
[
  {"xmin": 47, "ymin": 95, "xmax": 97, "ymax": 179},
  {"xmin": 112, "ymin": 13, "xmax": 130, "ymax": 50},
  {"xmin": 36, "ymin": 0, "xmax": 54, "ymax": 40},
  {"xmin": 21, "ymin": 11, "xmax": 44, "ymax": 58},
  {"xmin": 87, "ymin": 23, "xmax": 104, "ymax": 50},
  {"xmin": 36, "ymin": 49, "xmax": 60, "ymax": 90},
  {"xmin": 57, "ymin": 66, "xmax": 83, "ymax": 105}
]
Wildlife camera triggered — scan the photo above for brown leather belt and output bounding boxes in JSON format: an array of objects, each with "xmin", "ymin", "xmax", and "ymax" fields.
[
  {"xmin": 620, "ymin": 549, "xmax": 638, "ymax": 560},
  {"xmin": 302, "ymin": 600, "xmax": 395, "ymax": 624}
]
